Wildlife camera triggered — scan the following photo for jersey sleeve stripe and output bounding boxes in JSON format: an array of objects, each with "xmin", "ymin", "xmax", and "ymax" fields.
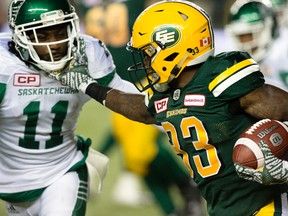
[
  {"xmin": 210, "ymin": 64, "xmax": 260, "ymax": 97},
  {"xmin": 208, "ymin": 58, "xmax": 257, "ymax": 92},
  {"xmin": 0, "ymin": 83, "xmax": 6, "ymax": 104}
]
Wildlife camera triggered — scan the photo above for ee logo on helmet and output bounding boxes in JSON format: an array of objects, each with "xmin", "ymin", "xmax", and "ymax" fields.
[{"xmin": 152, "ymin": 26, "xmax": 181, "ymax": 48}]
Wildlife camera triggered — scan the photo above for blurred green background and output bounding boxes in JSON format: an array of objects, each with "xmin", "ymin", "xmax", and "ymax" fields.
[{"xmin": 0, "ymin": 100, "xmax": 182, "ymax": 216}]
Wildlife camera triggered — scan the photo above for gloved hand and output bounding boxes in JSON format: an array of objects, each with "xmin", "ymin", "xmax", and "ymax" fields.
[
  {"xmin": 49, "ymin": 36, "xmax": 96, "ymax": 93},
  {"xmin": 234, "ymin": 140, "xmax": 288, "ymax": 185}
]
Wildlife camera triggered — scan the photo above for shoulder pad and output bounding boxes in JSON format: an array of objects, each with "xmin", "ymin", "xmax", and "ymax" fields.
[
  {"xmin": 209, "ymin": 51, "xmax": 254, "ymax": 70},
  {"xmin": 204, "ymin": 51, "xmax": 263, "ymax": 97}
]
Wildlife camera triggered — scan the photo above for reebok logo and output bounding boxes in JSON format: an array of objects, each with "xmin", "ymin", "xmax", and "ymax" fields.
[{"xmin": 7, "ymin": 204, "xmax": 18, "ymax": 214}]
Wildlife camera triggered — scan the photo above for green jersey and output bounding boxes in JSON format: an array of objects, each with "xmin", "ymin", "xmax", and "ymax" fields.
[{"xmin": 147, "ymin": 51, "xmax": 288, "ymax": 216}]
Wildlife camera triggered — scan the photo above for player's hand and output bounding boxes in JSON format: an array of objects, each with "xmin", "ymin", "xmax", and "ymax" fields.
[
  {"xmin": 49, "ymin": 36, "xmax": 96, "ymax": 92},
  {"xmin": 234, "ymin": 161, "xmax": 263, "ymax": 184},
  {"xmin": 234, "ymin": 140, "xmax": 288, "ymax": 185}
]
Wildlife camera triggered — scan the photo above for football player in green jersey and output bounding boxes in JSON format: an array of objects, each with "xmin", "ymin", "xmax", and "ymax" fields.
[
  {"xmin": 84, "ymin": 1, "xmax": 205, "ymax": 215},
  {"xmin": 49, "ymin": 0, "xmax": 288, "ymax": 215}
]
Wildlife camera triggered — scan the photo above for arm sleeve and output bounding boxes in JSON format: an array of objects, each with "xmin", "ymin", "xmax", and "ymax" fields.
[{"xmin": 108, "ymin": 73, "xmax": 140, "ymax": 94}]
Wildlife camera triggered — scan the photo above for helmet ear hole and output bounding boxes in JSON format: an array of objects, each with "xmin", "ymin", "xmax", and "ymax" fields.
[
  {"xmin": 179, "ymin": 11, "xmax": 188, "ymax": 21},
  {"xmin": 164, "ymin": 53, "xmax": 179, "ymax": 62}
]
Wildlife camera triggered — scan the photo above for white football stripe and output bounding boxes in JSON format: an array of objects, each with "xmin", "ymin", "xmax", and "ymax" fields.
[
  {"xmin": 276, "ymin": 120, "xmax": 288, "ymax": 133},
  {"xmin": 212, "ymin": 64, "xmax": 259, "ymax": 97},
  {"xmin": 234, "ymin": 137, "xmax": 264, "ymax": 168},
  {"xmin": 245, "ymin": 119, "xmax": 270, "ymax": 135}
]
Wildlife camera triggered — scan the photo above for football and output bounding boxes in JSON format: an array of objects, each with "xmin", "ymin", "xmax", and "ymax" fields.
[{"xmin": 233, "ymin": 119, "xmax": 288, "ymax": 169}]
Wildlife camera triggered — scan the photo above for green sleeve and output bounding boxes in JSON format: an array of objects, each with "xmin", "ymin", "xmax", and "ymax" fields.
[
  {"xmin": 0, "ymin": 83, "xmax": 6, "ymax": 104},
  {"xmin": 95, "ymin": 70, "xmax": 116, "ymax": 86}
]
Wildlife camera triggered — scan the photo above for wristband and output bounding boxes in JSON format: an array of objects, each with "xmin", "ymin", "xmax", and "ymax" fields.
[
  {"xmin": 78, "ymin": 79, "xmax": 97, "ymax": 93},
  {"xmin": 85, "ymin": 82, "xmax": 112, "ymax": 105}
]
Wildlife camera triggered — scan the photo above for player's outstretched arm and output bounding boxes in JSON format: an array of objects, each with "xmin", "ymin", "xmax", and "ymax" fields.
[
  {"xmin": 234, "ymin": 140, "xmax": 288, "ymax": 185},
  {"xmin": 48, "ymin": 37, "xmax": 156, "ymax": 125},
  {"xmin": 85, "ymin": 83, "xmax": 157, "ymax": 125}
]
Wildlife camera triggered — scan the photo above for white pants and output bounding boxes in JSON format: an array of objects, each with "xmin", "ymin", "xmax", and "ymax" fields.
[{"xmin": 5, "ymin": 171, "xmax": 88, "ymax": 216}]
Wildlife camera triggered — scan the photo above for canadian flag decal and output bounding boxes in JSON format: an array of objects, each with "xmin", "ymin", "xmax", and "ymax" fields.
[{"xmin": 200, "ymin": 37, "xmax": 210, "ymax": 47}]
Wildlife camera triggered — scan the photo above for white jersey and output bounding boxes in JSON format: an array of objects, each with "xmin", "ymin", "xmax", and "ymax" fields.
[
  {"xmin": 0, "ymin": 33, "xmax": 136, "ymax": 194},
  {"xmin": 214, "ymin": 28, "xmax": 234, "ymax": 54},
  {"xmin": 260, "ymin": 30, "xmax": 288, "ymax": 91}
]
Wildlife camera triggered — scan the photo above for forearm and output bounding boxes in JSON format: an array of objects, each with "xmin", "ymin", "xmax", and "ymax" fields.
[{"xmin": 86, "ymin": 83, "xmax": 157, "ymax": 124}]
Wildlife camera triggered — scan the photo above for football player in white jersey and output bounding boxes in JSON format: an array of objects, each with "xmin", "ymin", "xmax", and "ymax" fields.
[
  {"xmin": 0, "ymin": 0, "xmax": 137, "ymax": 215},
  {"xmin": 225, "ymin": 0, "xmax": 288, "ymax": 91}
]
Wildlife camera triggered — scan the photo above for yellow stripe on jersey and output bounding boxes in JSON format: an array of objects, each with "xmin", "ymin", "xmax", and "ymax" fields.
[
  {"xmin": 209, "ymin": 58, "xmax": 256, "ymax": 90},
  {"xmin": 208, "ymin": 58, "xmax": 258, "ymax": 97}
]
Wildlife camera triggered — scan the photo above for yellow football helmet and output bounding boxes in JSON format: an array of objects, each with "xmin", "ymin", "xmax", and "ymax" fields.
[{"xmin": 126, "ymin": 0, "xmax": 215, "ymax": 92}]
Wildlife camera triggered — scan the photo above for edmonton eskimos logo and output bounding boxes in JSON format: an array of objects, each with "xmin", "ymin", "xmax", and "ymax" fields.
[{"xmin": 152, "ymin": 26, "xmax": 181, "ymax": 48}]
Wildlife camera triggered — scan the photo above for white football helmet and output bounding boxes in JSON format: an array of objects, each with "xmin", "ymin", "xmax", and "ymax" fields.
[
  {"xmin": 226, "ymin": 0, "xmax": 278, "ymax": 62},
  {"xmin": 8, "ymin": 0, "xmax": 80, "ymax": 72}
]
